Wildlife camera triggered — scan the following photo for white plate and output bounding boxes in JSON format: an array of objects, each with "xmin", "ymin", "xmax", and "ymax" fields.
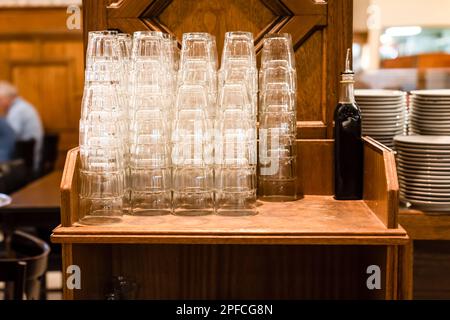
[
  {"xmin": 363, "ymin": 123, "xmax": 404, "ymax": 128},
  {"xmin": 400, "ymin": 192, "xmax": 450, "ymax": 202},
  {"xmin": 400, "ymin": 188, "xmax": 450, "ymax": 197},
  {"xmin": 363, "ymin": 120, "xmax": 405, "ymax": 124},
  {"xmin": 401, "ymin": 200, "xmax": 450, "ymax": 212},
  {"xmin": 0, "ymin": 193, "xmax": 12, "ymax": 208},
  {"xmin": 395, "ymin": 142, "xmax": 450, "ymax": 150},
  {"xmin": 409, "ymin": 120, "xmax": 450, "ymax": 128},
  {"xmin": 409, "ymin": 129, "xmax": 450, "ymax": 135},
  {"xmin": 359, "ymin": 104, "xmax": 405, "ymax": 109},
  {"xmin": 394, "ymin": 135, "xmax": 450, "ymax": 145},
  {"xmin": 399, "ymin": 177, "xmax": 450, "ymax": 185},
  {"xmin": 356, "ymin": 89, "xmax": 405, "ymax": 97},
  {"xmin": 399, "ymin": 181, "xmax": 450, "ymax": 189},
  {"xmin": 397, "ymin": 159, "xmax": 450, "ymax": 168},
  {"xmin": 363, "ymin": 115, "xmax": 406, "ymax": 120},
  {"xmin": 411, "ymin": 89, "xmax": 450, "ymax": 97},
  {"xmin": 409, "ymin": 117, "xmax": 450, "ymax": 124},
  {"xmin": 396, "ymin": 154, "xmax": 450, "ymax": 161},
  {"xmin": 398, "ymin": 163, "xmax": 450, "ymax": 171}
]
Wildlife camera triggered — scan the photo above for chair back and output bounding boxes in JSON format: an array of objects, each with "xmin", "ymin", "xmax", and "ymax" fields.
[{"xmin": 0, "ymin": 231, "xmax": 50, "ymax": 300}]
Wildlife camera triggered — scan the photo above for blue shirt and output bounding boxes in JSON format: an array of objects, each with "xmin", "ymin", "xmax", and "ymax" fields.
[
  {"xmin": 6, "ymin": 97, "xmax": 44, "ymax": 171},
  {"xmin": 0, "ymin": 118, "xmax": 16, "ymax": 162}
]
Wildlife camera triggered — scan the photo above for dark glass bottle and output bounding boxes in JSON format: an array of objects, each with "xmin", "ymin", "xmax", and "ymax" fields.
[{"xmin": 334, "ymin": 49, "xmax": 363, "ymax": 200}]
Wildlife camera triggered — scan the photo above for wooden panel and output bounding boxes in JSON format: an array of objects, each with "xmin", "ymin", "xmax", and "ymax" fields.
[
  {"xmin": 11, "ymin": 63, "xmax": 70, "ymax": 130},
  {"xmin": 296, "ymin": 30, "xmax": 325, "ymax": 123},
  {"xmin": 0, "ymin": 8, "xmax": 81, "ymax": 36},
  {"xmin": 65, "ymin": 244, "xmax": 391, "ymax": 299},
  {"xmin": 399, "ymin": 209, "xmax": 450, "ymax": 240},
  {"xmin": 157, "ymin": 0, "xmax": 277, "ymax": 54},
  {"xmin": 363, "ymin": 137, "xmax": 399, "ymax": 229},
  {"xmin": 0, "ymin": 7, "xmax": 84, "ymax": 168},
  {"xmin": 413, "ymin": 241, "xmax": 450, "ymax": 299},
  {"xmin": 72, "ymin": 244, "xmax": 112, "ymax": 299},
  {"xmin": 298, "ymin": 139, "xmax": 333, "ymax": 195}
]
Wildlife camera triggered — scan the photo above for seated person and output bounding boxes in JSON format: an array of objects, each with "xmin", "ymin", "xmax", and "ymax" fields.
[
  {"xmin": 0, "ymin": 81, "xmax": 43, "ymax": 172},
  {"xmin": 0, "ymin": 116, "xmax": 16, "ymax": 162}
]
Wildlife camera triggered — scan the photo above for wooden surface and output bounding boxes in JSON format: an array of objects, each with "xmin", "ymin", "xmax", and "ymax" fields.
[
  {"xmin": 3, "ymin": 171, "xmax": 62, "ymax": 211},
  {"xmin": 82, "ymin": 0, "xmax": 353, "ymax": 139},
  {"xmin": 53, "ymin": 195, "xmax": 408, "ymax": 245},
  {"xmin": 399, "ymin": 208, "xmax": 450, "ymax": 241},
  {"xmin": 0, "ymin": 7, "xmax": 83, "ymax": 168},
  {"xmin": 55, "ymin": 137, "xmax": 402, "ymax": 245}
]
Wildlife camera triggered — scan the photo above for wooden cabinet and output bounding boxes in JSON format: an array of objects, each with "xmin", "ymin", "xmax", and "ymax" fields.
[
  {"xmin": 53, "ymin": 138, "xmax": 412, "ymax": 299},
  {"xmin": 0, "ymin": 7, "xmax": 84, "ymax": 168},
  {"xmin": 82, "ymin": 0, "xmax": 352, "ymax": 139}
]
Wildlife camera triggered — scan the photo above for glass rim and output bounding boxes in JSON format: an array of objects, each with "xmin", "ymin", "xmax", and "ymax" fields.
[
  {"xmin": 263, "ymin": 33, "xmax": 292, "ymax": 40},
  {"xmin": 88, "ymin": 30, "xmax": 118, "ymax": 37},
  {"xmin": 117, "ymin": 33, "xmax": 132, "ymax": 38},
  {"xmin": 133, "ymin": 30, "xmax": 164, "ymax": 38},
  {"xmin": 225, "ymin": 31, "xmax": 254, "ymax": 39},
  {"xmin": 182, "ymin": 32, "xmax": 213, "ymax": 39}
]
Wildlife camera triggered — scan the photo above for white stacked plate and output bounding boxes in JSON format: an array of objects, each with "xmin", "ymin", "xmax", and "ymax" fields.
[
  {"xmin": 410, "ymin": 89, "xmax": 450, "ymax": 135},
  {"xmin": 394, "ymin": 135, "xmax": 450, "ymax": 212},
  {"xmin": 355, "ymin": 89, "xmax": 407, "ymax": 148}
]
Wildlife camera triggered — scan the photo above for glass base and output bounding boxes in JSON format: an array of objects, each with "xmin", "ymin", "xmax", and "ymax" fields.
[
  {"xmin": 216, "ymin": 209, "xmax": 257, "ymax": 216},
  {"xmin": 131, "ymin": 208, "xmax": 172, "ymax": 216},
  {"xmin": 258, "ymin": 195, "xmax": 298, "ymax": 202},
  {"xmin": 78, "ymin": 214, "xmax": 122, "ymax": 226},
  {"xmin": 172, "ymin": 209, "xmax": 214, "ymax": 216}
]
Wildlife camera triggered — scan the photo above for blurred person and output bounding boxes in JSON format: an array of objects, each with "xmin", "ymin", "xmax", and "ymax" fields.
[
  {"xmin": 0, "ymin": 106, "xmax": 16, "ymax": 162},
  {"xmin": 0, "ymin": 81, "xmax": 43, "ymax": 172}
]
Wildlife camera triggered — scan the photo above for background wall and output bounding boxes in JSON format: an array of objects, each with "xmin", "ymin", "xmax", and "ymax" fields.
[
  {"xmin": 0, "ymin": 6, "xmax": 83, "ymax": 167},
  {"xmin": 354, "ymin": 0, "xmax": 450, "ymax": 31}
]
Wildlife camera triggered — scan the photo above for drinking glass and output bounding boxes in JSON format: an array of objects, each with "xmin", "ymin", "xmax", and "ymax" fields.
[
  {"xmin": 258, "ymin": 33, "xmax": 298, "ymax": 201},
  {"xmin": 172, "ymin": 84, "xmax": 214, "ymax": 215},
  {"xmin": 129, "ymin": 31, "xmax": 173, "ymax": 215},
  {"xmin": 79, "ymin": 31, "xmax": 126, "ymax": 224},
  {"xmin": 260, "ymin": 33, "xmax": 296, "ymax": 69}
]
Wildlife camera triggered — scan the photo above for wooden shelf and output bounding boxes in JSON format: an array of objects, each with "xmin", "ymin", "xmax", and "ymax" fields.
[
  {"xmin": 399, "ymin": 208, "xmax": 450, "ymax": 241},
  {"xmin": 52, "ymin": 196, "xmax": 408, "ymax": 245},
  {"xmin": 52, "ymin": 137, "xmax": 412, "ymax": 300}
]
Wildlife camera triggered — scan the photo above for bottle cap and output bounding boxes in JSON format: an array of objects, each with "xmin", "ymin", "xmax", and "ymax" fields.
[{"xmin": 341, "ymin": 48, "xmax": 354, "ymax": 75}]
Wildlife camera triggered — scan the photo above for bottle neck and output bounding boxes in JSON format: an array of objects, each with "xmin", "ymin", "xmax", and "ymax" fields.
[{"xmin": 339, "ymin": 74, "xmax": 355, "ymax": 104}]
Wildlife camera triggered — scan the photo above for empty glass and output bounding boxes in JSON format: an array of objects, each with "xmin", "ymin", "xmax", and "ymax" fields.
[
  {"xmin": 129, "ymin": 31, "xmax": 172, "ymax": 215},
  {"xmin": 215, "ymin": 32, "xmax": 257, "ymax": 215},
  {"xmin": 172, "ymin": 83, "xmax": 214, "ymax": 215},
  {"xmin": 78, "ymin": 31, "xmax": 126, "ymax": 225},
  {"xmin": 258, "ymin": 33, "xmax": 298, "ymax": 201}
]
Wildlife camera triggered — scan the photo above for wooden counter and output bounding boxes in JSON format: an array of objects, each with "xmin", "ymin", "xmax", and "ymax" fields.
[{"xmin": 52, "ymin": 138, "xmax": 412, "ymax": 300}]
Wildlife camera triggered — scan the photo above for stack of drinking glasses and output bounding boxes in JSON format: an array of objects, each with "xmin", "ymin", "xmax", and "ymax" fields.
[
  {"xmin": 128, "ymin": 31, "xmax": 176, "ymax": 215},
  {"xmin": 215, "ymin": 32, "xmax": 258, "ymax": 215},
  {"xmin": 79, "ymin": 31, "xmax": 128, "ymax": 224},
  {"xmin": 172, "ymin": 33, "xmax": 217, "ymax": 215},
  {"xmin": 258, "ymin": 33, "xmax": 298, "ymax": 201}
]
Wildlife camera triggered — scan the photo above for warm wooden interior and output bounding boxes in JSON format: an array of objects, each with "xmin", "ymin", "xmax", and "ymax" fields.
[
  {"xmin": 51, "ymin": 0, "xmax": 414, "ymax": 300},
  {"xmin": 0, "ymin": 6, "xmax": 84, "ymax": 168}
]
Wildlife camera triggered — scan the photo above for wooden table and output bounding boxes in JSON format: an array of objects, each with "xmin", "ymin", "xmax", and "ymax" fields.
[{"xmin": 0, "ymin": 171, "xmax": 62, "ymax": 244}]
